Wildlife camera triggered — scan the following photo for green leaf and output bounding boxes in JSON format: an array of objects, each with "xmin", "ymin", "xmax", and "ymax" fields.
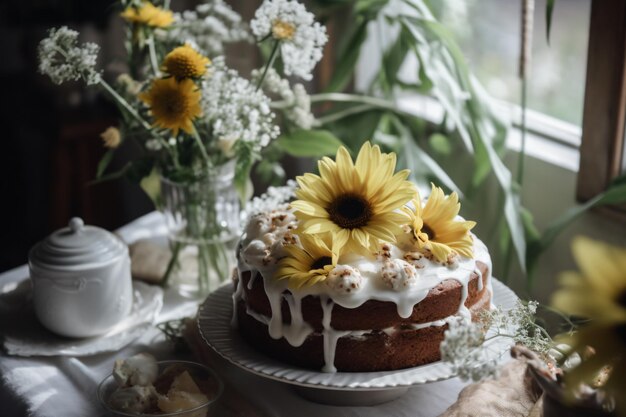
[
  {"xmin": 380, "ymin": 26, "xmax": 411, "ymax": 92},
  {"xmin": 354, "ymin": 0, "xmax": 389, "ymax": 16},
  {"xmin": 125, "ymin": 158, "xmax": 155, "ymax": 183},
  {"xmin": 89, "ymin": 163, "xmax": 131, "ymax": 185},
  {"xmin": 235, "ymin": 144, "xmax": 255, "ymax": 204},
  {"xmin": 390, "ymin": 115, "xmax": 462, "ymax": 196},
  {"xmin": 546, "ymin": 0, "xmax": 555, "ymax": 45},
  {"xmin": 278, "ymin": 129, "xmax": 345, "ymax": 157},
  {"xmin": 96, "ymin": 149, "xmax": 115, "ymax": 179},
  {"xmin": 527, "ymin": 182, "xmax": 626, "ymax": 282},
  {"xmin": 324, "ymin": 18, "xmax": 369, "ymax": 92},
  {"xmin": 140, "ymin": 168, "xmax": 161, "ymax": 207}
]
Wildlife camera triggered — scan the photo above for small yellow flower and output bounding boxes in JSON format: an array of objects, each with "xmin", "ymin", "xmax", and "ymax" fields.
[
  {"xmin": 139, "ymin": 77, "xmax": 202, "ymax": 136},
  {"xmin": 551, "ymin": 237, "xmax": 626, "ymax": 413},
  {"xmin": 275, "ymin": 234, "xmax": 335, "ymax": 289},
  {"xmin": 290, "ymin": 142, "xmax": 415, "ymax": 261},
  {"xmin": 100, "ymin": 126, "xmax": 121, "ymax": 148},
  {"xmin": 162, "ymin": 44, "xmax": 210, "ymax": 79},
  {"xmin": 402, "ymin": 184, "xmax": 475, "ymax": 262},
  {"xmin": 272, "ymin": 20, "xmax": 296, "ymax": 40},
  {"xmin": 121, "ymin": 2, "xmax": 174, "ymax": 28}
]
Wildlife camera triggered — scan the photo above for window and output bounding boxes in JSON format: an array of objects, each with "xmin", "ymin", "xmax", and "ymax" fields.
[
  {"xmin": 434, "ymin": 0, "xmax": 591, "ymax": 127},
  {"xmin": 577, "ymin": 0, "xmax": 626, "ymax": 205}
]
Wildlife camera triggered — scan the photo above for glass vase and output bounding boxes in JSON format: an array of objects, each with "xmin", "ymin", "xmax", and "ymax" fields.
[{"xmin": 159, "ymin": 160, "xmax": 240, "ymax": 297}]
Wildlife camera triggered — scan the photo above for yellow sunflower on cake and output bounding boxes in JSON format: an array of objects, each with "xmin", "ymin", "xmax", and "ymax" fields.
[
  {"xmin": 290, "ymin": 142, "xmax": 415, "ymax": 260},
  {"xmin": 403, "ymin": 184, "xmax": 475, "ymax": 262},
  {"xmin": 551, "ymin": 237, "xmax": 626, "ymax": 414},
  {"xmin": 275, "ymin": 234, "xmax": 335, "ymax": 289},
  {"xmin": 139, "ymin": 77, "xmax": 202, "ymax": 136}
]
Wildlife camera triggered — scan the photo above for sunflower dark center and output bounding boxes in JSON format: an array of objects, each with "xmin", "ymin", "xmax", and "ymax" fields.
[
  {"xmin": 327, "ymin": 193, "xmax": 372, "ymax": 229},
  {"xmin": 422, "ymin": 223, "xmax": 436, "ymax": 240},
  {"xmin": 310, "ymin": 256, "xmax": 332, "ymax": 271}
]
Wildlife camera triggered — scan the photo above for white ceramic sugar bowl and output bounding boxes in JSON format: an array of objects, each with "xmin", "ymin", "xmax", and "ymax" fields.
[{"xmin": 29, "ymin": 217, "xmax": 133, "ymax": 338}]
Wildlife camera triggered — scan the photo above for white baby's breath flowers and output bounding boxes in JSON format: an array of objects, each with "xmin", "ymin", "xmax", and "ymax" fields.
[
  {"xmin": 441, "ymin": 300, "xmax": 554, "ymax": 382},
  {"xmin": 200, "ymin": 58, "xmax": 280, "ymax": 155},
  {"xmin": 251, "ymin": 0, "xmax": 327, "ymax": 80},
  {"xmin": 164, "ymin": 0, "xmax": 250, "ymax": 56},
  {"xmin": 253, "ymin": 68, "xmax": 315, "ymax": 129},
  {"xmin": 440, "ymin": 317, "xmax": 499, "ymax": 381},
  {"xmin": 38, "ymin": 26, "xmax": 101, "ymax": 85},
  {"xmin": 244, "ymin": 179, "xmax": 297, "ymax": 220}
]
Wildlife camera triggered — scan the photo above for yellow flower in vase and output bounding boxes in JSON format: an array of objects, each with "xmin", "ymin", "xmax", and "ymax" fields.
[
  {"xmin": 139, "ymin": 77, "xmax": 202, "ymax": 136},
  {"xmin": 275, "ymin": 234, "xmax": 335, "ymax": 289},
  {"xmin": 100, "ymin": 126, "xmax": 121, "ymax": 148},
  {"xmin": 402, "ymin": 184, "xmax": 476, "ymax": 262},
  {"xmin": 162, "ymin": 44, "xmax": 211, "ymax": 79},
  {"xmin": 290, "ymin": 142, "xmax": 415, "ymax": 260},
  {"xmin": 121, "ymin": 2, "xmax": 174, "ymax": 28},
  {"xmin": 552, "ymin": 237, "xmax": 626, "ymax": 410}
]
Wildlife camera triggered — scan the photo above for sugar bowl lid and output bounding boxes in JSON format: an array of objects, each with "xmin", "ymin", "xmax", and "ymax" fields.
[{"xmin": 29, "ymin": 217, "xmax": 127, "ymax": 269}]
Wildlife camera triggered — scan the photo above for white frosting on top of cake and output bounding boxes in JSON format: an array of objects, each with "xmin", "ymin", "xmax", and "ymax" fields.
[{"xmin": 233, "ymin": 207, "xmax": 493, "ymax": 373}]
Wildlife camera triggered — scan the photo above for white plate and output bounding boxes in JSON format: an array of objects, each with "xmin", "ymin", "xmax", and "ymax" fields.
[
  {"xmin": 0, "ymin": 281, "xmax": 163, "ymax": 357},
  {"xmin": 198, "ymin": 278, "xmax": 518, "ymax": 403}
]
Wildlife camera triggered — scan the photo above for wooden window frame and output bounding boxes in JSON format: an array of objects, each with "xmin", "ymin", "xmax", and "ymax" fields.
[{"xmin": 577, "ymin": 0, "xmax": 626, "ymax": 207}]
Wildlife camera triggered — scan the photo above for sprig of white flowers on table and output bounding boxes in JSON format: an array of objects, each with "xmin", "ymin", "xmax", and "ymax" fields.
[
  {"xmin": 37, "ymin": 0, "xmax": 327, "ymax": 195},
  {"xmin": 440, "ymin": 300, "xmax": 554, "ymax": 381}
]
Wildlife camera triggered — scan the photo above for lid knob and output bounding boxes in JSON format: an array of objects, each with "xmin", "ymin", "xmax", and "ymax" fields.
[{"xmin": 68, "ymin": 217, "xmax": 84, "ymax": 233}]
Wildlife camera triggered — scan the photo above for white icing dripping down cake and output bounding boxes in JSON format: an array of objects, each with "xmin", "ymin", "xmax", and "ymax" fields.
[{"xmin": 231, "ymin": 206, "xmax": 493, "ymax": 373}]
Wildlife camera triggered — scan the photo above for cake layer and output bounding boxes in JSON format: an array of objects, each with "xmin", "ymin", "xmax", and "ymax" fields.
[
  {"xmin": 236, "ymin": 287, "xmax": 492, "ymax": 372},
  {"xmin": 239, "ymin": 261, "xmax": 490, "ymax": 331}
]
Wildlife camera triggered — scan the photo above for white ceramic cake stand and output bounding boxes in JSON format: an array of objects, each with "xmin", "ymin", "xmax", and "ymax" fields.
[{"xmin": 197, "ymin": 278, "xmax": 518, "ymax": 406}]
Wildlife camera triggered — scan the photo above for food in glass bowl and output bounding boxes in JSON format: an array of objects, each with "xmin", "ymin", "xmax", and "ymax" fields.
[{"xmin": 98, "ymin": 354, "xmax": 223, "ymax": 416}]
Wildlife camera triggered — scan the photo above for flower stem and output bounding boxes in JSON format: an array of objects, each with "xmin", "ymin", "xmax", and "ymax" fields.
[
  {"xmin": 310, "ymin": 92, "xmax": 415, "ymax": 120},
  {"xmin": 192, "ymin": 128, "xmax": 211, "ymax": 167},
  {"xmin": 161, "ymin": 241, "xmax": 182, "ymax": 287},
  {"xmin": 146, "ymin": 35, "xmax": 160, "ymax": 77},
  {"xmin": 256, "ymin": 40, "xmax": 280, "ymax": 91},
  {"xmin": 315, "ymin": 104, "xmax": 375, "ymax": 126}
]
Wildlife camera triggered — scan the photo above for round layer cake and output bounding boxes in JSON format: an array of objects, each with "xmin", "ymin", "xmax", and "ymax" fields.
[{"xmin": 232, "ymin": 206, "xmax": 493, "ymax": 373}]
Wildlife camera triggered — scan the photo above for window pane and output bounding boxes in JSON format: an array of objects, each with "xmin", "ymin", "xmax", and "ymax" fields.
[{"xmin": 435, "ymin": 0, "xmax": 591, "ymax": 126}]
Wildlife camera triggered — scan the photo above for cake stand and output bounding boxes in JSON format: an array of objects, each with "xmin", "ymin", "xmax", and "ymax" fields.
[{"xmin": 197, "ymin": 278, "xmax": 518, "ymax": 406}]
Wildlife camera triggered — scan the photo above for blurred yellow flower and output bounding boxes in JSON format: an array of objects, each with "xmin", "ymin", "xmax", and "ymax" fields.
[
  {"xmin": 139, "ymin": 77, "xmax": 202, "ymax": 136},
  {"xmin": 552, "ymin": 236, "xmax": 626, "ymax": 414},
  {"xmin": 100, "ymin": 126, "xmax": 121, "ymax": 148},
  {"xmin": 275, "ymin": 234, "xmax": 335, "ymax": 289},
  {"xmin": 402, "ymin": 184, "xmax": 475, "ymax": 262},
  {"xmin": 121, "ymin": 2, "xmax": 174, "ymax": 28},
  {"xmin": 290, "ymin": 142, "xmax": 414, "ymax": 260},
  {"xmin": 162, "ymin": 44, "xmax": 210, "ymax": 79}
]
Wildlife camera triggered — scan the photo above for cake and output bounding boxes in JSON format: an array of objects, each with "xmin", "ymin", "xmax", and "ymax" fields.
[{"xmin": 232, "ymin": 143, "xmax": 492, "ymax": 372}]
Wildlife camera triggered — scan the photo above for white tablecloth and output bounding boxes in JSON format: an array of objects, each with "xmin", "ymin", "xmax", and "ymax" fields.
[{"xmin": 0, "ymin": 212, "xmax": 470, "ymax": 417}]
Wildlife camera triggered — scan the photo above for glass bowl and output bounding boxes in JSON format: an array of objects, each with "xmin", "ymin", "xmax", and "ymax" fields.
[{"xmin": 97, "ymin": 360, "xmax": 223, "ymax": 417}]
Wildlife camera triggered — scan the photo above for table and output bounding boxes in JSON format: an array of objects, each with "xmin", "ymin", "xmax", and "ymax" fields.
[{"xmin": 0, "ymin": 212, "xmax": 470, "ymax": 417}]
